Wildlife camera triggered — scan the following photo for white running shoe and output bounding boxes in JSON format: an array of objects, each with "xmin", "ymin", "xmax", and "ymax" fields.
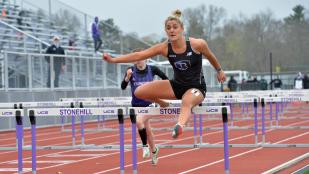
[
  {"xmin": 151, "ymin": 146, "xmax": 159, "ymax": 165},
  {"xmin": 142, "ymin": 145, "xmax": 150, "ymax": 159}
]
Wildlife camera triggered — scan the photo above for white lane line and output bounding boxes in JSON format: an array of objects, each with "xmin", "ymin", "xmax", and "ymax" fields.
[
  {"xmin": 20, "ymin": 122, "xmax": 225, "ymax": 174},
  {"xmin": 7, "ymin": 160, "xmax": 76, "ymax": 164},
  {"xmin": 94, "ymin": 119, "xmax": 309, "ymax": 174},
  {"xmin": 0, "ymin": 168, "xmax": 32, "ymax": 172},
  {"xmin": 47, "ymin": 154, "xmax": 104, "ymax": 157},
  {"xmin": 291, "ymin": 164, "xmax": 309, "ymax": 174},
  {"xmin": 8, "ymin": 116, "xmax": 307, "ymax": 174},
  {"xmin": 261, "ymin": 153, "xmax": 309, "ymax": 174},
  {"xmin": 178, "ymin": 132, "xmax": 309, "ymax": 174}
]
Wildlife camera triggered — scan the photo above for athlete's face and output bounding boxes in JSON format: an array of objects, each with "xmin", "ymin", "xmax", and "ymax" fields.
[
  {"xmin": 135, "ymin": 60, "xmax": 146, "ymax": 70},
  {"xmin": 165, "ymin": 20, "xmax": 183, "ymax": 41}
]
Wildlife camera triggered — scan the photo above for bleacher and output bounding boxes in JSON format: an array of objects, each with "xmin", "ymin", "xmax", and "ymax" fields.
[
  {"xmin": 0, "ymin": 2, "xmax": 100, "ymax": 56},
  {"xmin": 0, "ymin": 0, "xmax": 125, "ymax": 92}
]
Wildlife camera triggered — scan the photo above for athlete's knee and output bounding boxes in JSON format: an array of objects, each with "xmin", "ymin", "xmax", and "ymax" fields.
[
  {"xmin": 181, "ymin": 99, "xmax": 194, "ymax": 108},
  {"xmin": 134, "ymin": 86, "xmax": 146, "ymax": 99},
  {"xmin": 136, "ymin": 115, "xmax": 144, "ymax": 128},
  {"xmin": 135, "ymin": 87, "xmax": 153, "ymax": 100}
]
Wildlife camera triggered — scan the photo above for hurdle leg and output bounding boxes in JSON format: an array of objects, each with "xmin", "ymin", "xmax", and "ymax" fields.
[
  {"xmin": 61, "ymin": 115, "xmax": 65, "ymax": 131},
  {"xmin": 29, "ymin": 110, "xmax": 37, "ymax": 174},
  {"xmin": 229, "ymin": 103, "xmax": 234, "ymax": 127},
  {"xmin": 102, "ymin": 115, "xmax": 105, "ymax": 129},
  {"xmin": 261, "ymin": 99, "xmax": 266, "ymax": 144},
  {"xmin": 193, "ymin": 113, "xmax": 197, "ymax": 144},
  {"xmin": 254, "ymin": 99, "xmax": 258, "ymax": 144},
  {"xmin": 246, "ymin": 102, "xmax": 249, "ymax": 117},
  {"xmin": 97, "ymin": 115, "xmax": 100, "ymax": 129},
  {"xmin": 130, "ymin": 109, "xmax": 137, "ymax": 174},
  {"xmin": 276, "ymin": 102, "xmax": 279, "ymax": 126},
  {"xmin": 222, "ymin": 108, "xmax": 230, "ymax": 174},
  {"xmin": 15, "ymin": 111, "xmax": 23, "ymax": 174},
  {"xmin": 118, "ymin": 109, "xmax": 125, "ymax": 174},
  {"xmin": 269, "ymin": 102, "xmax": 273, "ymax": 127},
  {"xmin": 241, "ymin": 102, "xmax": 244, "ymax": 116},
  {"xmin": 80, "ymin": 115, "xmax": 85, "ymax": 145},
  {"xmin": 280, "ymin": 101, "xmax": 284, "ymax": 115},
  {"xmin": 199, "ymin": 114, "xmax": 203, "ymax": 144},
  {"xmin": 72, "ymin": 115, "xmax": 76, "ymax": 146}
]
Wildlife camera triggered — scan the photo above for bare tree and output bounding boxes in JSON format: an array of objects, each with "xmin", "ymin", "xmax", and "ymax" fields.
[
  {"xmin": 183, "ymin": 4, "xmax": 226, "ymax": 43},
  {"xmin": 283, "ymin": 5, "xmax": 309, "ymax": 71},
  {"xmin": 52, "ymin": 9, "xmax": 81, "ymax": 33}
]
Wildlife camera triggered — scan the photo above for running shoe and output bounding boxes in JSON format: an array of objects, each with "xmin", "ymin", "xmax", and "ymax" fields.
[
  {"xmin": 142, "ymin": 145, "xmax": 150, "ymax": 159},
  {"xmin": 151, "ymin": 146, "xmax": 159, "ymax": 165},
  {"xmin": 172, "ymin": 124, "xmax": 183, "ymax": 139}
]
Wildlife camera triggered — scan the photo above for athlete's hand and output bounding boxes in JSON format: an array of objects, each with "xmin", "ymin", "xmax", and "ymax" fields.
[
  {"xmin": 102, "ymin": 53, "xmax": 115, "ymax": 63},
  {"xmin": 217, "ymin": 70, "xmax": 226, "ymax": 83},
  {"xmin": 125, "ymin": 68, "xmax": 133, "ymax": 82}
]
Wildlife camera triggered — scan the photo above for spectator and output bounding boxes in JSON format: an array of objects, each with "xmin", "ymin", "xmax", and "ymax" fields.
[
  {"xmin": 303, "ymin": 74, "xmax": 309, "ymax": 89},
  {"xmin": 16, "ymin": 10, "xmax": 32, "ymax": 32},
  {"xmin": 270, "ymin": 75, "xmax": 282, "ymax": 90},
  {"xmin": 16, "ymin": 10, "xmax": 25, "ymax": 29},
  {"xmin": 45, "ymin": 36, "xmax": 65, "ymax": 88},
  {"xmin": 260, "ymin": 76, "xmax": 268, "ymax": 90},
  {"xmin": 240, "ymin": 78, "xmax": 246, "ymax": 91},
  {"xmin": 1, "ymin": 6, "xmax": 7, "ymax": 18},
  {"xmin": 91, "ymin": 16, "xmax": 102, "ymax": 53},
  {"xmin": 68, "ymin": 35, "xmax": 76, "ymax": 50},
  {"xmin": 252, "ymin": 76, "xmax": 259, "ymax": 83},
  {"xmin": 246, "ymin": 76, "xmax": 259, "ymax": 90},
  {"xmin": 294, "ymin": 72, "xmax": 304, "ymax": 89},
  {"xmin": 227, "ymin": 75, "xmax": 237, "ymax": 91}
]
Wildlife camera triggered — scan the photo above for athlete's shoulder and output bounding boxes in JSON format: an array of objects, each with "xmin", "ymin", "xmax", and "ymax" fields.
[
  {"xmin": 189, "ymin": 37, "xmax": 207, "ymax": 45},
  {"xmin": 189, "ymin": 37, "xmax": 208, "ymax": 51}
]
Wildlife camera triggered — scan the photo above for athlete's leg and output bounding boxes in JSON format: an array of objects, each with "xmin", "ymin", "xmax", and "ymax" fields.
[
  {"xmin": 172, "ymin": 88, "xmax": 204, "ymax": 138},
  {"xmin": 143, "ymin": 117, "xmax": 160, "ymax": 165},
  {"xmin": 144, "ymin": 118, "xmax": 155, "ymax": 152},
  {"xmin": 136, "ymin": 115, "xmax": 156, "ymax": 149},
  {"xmin": 137, "ymin": 115, "xmax": 148, "ymax": 146},
  {"xmin": 134, "ymin": 80, "xmax": 176, "ymax": 107},
  {"xmin": 179, "ymin": 88, "xmax": 204, "ymax": 126},
  {"xmin": 137, "ymin": 115, "xmax": 151, "ymax": 158}
]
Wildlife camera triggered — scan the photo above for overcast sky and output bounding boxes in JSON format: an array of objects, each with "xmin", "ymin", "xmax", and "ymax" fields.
[{"xmin": 58, "ymin": 0, "xmax": 308, "ymax": 37}]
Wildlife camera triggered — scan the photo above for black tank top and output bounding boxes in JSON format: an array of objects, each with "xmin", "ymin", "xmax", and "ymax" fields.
[{"xmin": 167, "ymin": 38, "xmax": 205, "ymax": 86}]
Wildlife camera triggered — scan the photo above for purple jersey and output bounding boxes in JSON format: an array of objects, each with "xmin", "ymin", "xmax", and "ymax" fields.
[{"xmin": 130, "ymin": 65, "xmax": 154, "ymax": 106}]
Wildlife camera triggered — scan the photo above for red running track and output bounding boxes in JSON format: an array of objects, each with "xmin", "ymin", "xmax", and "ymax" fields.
[{"xmin": 0, "ymin": 105, "xmax": 308, "ymax": 174}]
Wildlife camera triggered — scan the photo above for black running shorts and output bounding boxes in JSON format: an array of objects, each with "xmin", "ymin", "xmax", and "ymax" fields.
[{"xmin": 169, "ymin": 80, "xmax": 206, "ymax": 99}]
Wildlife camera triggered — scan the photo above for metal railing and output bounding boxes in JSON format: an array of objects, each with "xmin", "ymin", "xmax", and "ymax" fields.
[
  {"xmin": 1, "ymin": 51, "xmax": 137, "ymax": 91},
  {"xmin": 1, "ymin": 50, "xmax": 225, "ymax": 92}
]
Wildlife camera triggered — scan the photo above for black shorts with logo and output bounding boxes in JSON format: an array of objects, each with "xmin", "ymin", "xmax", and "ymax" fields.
[{"xmin": 169, "ymin": 80, "xmax": 207, "ymax": 99}]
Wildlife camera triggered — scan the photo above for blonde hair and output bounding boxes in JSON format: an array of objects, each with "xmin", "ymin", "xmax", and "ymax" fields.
[{"xmin": 165, "ymin": 9, "xmax": 184, "ymax": 28}]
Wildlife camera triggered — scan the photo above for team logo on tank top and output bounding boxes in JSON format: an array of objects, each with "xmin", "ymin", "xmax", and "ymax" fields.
[
  {"xmin": 174, "ymin": 60, "xmax": 191, "ymax": 71},
  {"xmin": 186, "ymin": 52, "xmax": 192, "ymax": 56}
]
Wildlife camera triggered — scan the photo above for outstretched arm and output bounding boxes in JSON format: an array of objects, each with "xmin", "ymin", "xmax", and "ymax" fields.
[
  {"xmin": 103, "ymin": 43, "xmax": 165, "ymax": 63},
  {"xmin": 198, "ymin": 39, "xmax": 226, "ymax": 83}
]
